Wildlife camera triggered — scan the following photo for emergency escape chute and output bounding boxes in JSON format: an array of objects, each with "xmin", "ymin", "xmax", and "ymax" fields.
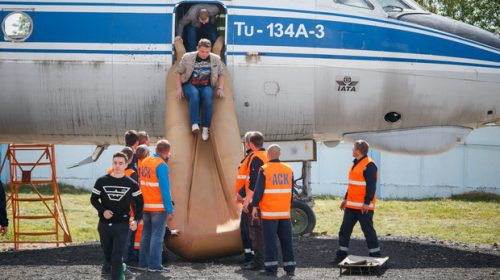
[{"xmin": 164, "ymin": 38, "xmax": 244, "ymax": 260}]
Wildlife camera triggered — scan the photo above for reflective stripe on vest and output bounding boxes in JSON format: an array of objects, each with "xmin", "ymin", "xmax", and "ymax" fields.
[
  {"xmin": 259, "ymin": 162, "xmax": 293, "ymax": 220},
  {"xmin": 234, "ymin": 152, "xmax": 253, "ymax": 199},
  {"xmin": 139, "ymin": 156, "xmax": 166, "ymax": 212},
  {"xmin": 346, "ymin": 157, "xmax": 377, "ymax": 210},
  {"xmin": 244, "ymin": 150, "xmax": 268, "ymax": 195}
]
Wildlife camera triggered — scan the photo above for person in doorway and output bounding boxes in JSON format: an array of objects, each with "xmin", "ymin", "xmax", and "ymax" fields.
[
  {"xmin": 175, "ymin": 4, "xmax": 221, "ymax": 52},
  {"xmin": 174, "ymin": 38, "xmax": 225, "ymax": 141},
  {"xmin": 91, "ymin": 152, "xmax": 143, "ymax": 280},
  {"xmin": 252, "ymin": 144, "xmax": 296, "ymax": 277},
  {"xmin": 333, "ymin": 140, "xmax": 381, "ymax": 264}
]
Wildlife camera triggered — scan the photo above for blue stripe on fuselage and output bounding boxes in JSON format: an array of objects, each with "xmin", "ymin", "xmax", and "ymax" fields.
[
  {"xmin": 0, "ymin": 12, "xmax": 171, "ymax": 44},
  {"xmin": 227, "ymin": 15, "xmax": 499, "ymax": 63}
]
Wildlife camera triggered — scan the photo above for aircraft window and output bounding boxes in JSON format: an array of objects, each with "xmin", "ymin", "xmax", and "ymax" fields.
[
  {"xmin": 374, "ymin": 0, "xmax": 414, "ymax": 12},
  {"xmin": 2, "ymin": 11, "xmax": 33, "ymax": 42},
  {"xmin": 334, "ymin": 0, "xmax": 374, "ymax": 10}
]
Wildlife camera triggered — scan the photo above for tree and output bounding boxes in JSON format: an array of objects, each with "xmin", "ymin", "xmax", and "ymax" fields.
[
  {"xmin": 414, "ymin": 0, "xmax": 499, "ymax": 35},
  {"xmin": 12, "ymin": 13, "xmax": 31, "ymax": 36}
]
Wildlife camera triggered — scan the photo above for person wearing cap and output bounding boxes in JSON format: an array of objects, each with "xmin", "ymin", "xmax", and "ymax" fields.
[
  {"xmin": 175, "ymin": 4, "xmax": 221, "ymax": 52},
  {"xmin": 174, "ymin": 38, "xmax": 225, "ymax": 141}
]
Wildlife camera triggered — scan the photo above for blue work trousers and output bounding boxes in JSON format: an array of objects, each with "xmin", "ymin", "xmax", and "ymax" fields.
[
  {"xmin": 262, "ymin": 218, "xmax": 296, "ymax": 274},
  {"xmin": 337, "ymin": 208, "xmax": 380, "ymax": 257},
  {"xmin": 139, "ymin": 211, "xmax": 167, "ymax": 270}
]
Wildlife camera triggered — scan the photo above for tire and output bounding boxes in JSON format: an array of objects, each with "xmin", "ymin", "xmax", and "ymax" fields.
[{"xmin": 290, "ymin": 200, "xmax": 316, "ymax": 236}]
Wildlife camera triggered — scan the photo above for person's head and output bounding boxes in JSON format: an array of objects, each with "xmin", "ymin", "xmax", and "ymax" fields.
[
  {"xmin": 352, "ymin": 140, "xmax": 369, "ymax": 159},
  {"xmin": 155, "ymin": 139, "xmax": 171, "ymax": 160},
  {"xmin": 243, "ymin": 131, "xmax": 254, "ymax": 150},
  {"xmin": 120, "ymin": 146, "xmax": 134, "ymax": 165},
  {"xmin": 138, "ymin": 131, "xmax": 150, "ymax": 146},
  {"xmin": 112, "ymin": 151, "xmax": 128, "ymax": 175},
  {"xmin": 136, "ymin": 144, "xmax": 150, "ymax": 161},
  {"xmin": 267, "ymin": 144, "xmax": 281, "ymax": 161},
  {"xmin": 249, "ymin": 131, "xmax": 264, "ymax": 151},
  {"xmin": 198, "ymin": 8, "xmax": 209, "ymax": 24},
  {"xmin": 196, "ymin": 39, "xmax": 212, "ymax": 59},
  {"xmin": 125, "ymin": 130, "xmax": 139, "ymax": 149}
]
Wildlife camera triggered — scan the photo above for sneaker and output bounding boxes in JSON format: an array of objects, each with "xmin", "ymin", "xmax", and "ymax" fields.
[
  {"xmin": 123, "ymin": 268, "xmax": 135, "ymax": 277},
  {"xmin": 192, "ymin": 123, "xmax": 200, "ymax": 133},
  {"xmin": 128, "ymin": 263, "xmax": 147, "ymax": 271},
  {"xmin": 202, "ymin": 127, "xmax": 209, "ymax": 141},
  {"xmin": 148, "ymin": 266, "xmax": 170, "ymax": 273}
]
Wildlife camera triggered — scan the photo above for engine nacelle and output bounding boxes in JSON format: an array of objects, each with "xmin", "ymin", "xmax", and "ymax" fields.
[{"xmin": 343, "ymin": 126, "xmax": 472, "ymax": 155}]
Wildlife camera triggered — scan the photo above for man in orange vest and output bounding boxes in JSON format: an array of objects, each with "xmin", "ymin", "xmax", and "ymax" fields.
[
  {"xmin": 235, "ymin": 131, "xmax": 255, "ymax": 265},
  {"xmin": 137, "ymin": 140, "xmax": 174, "ymax": 273},
  {"xmin": 333, "ymin": 140, "xmax": 381, "ymax": 264},
  {"xmin": 242, "ymin": 131, "xmax": 268, "ymax": 270},
  {"xmin": 251, "ymin": 144, "xmax": 296, "ymax": 277}
]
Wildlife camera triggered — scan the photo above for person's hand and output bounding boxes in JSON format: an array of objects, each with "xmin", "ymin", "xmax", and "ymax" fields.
[
  {"xmin": 129, "ymin": 220, "xmax": 138, "ymax": 231},
  {"xmin": 170, "ymin": 229, "xmax": 180, "ymax": 236},
  {"xmin": 242, "ymin": 198, "xmax": 250, "ymax": 213},
  {"xmin": 166, "ymin": 213, "xmax": 174, "ymax": 222},
  {"xmin": 340, "ymin": 200, "xmax": 346, "ymax": 211},
  {"xmin": 251, "ymin": 207, "xmax": 259, "ymax": 220},
  {"xmin": 0, "ymin": 226, "xmax": 7, "ymax": 236},
  {"xmin": 174, "ymin": 36, "xmax": 183, "ymax": 42},
  {"xmin": 176, "ymin": 87, "xmax": 184, "ymax": 101},
  {"xmin": 217, "ymin": 88, "xmax": 225, "ymax": 98},
  {"xmin": 103, "ymin": 210, "xmax": 113, "ymax": 219},
  {"xmin": 236, "ymin": 194, "xmax": 243, "ymax": 202},
  {"xmin": 361, "ymin": 204, "xmax": 369, "ymax": 214}
]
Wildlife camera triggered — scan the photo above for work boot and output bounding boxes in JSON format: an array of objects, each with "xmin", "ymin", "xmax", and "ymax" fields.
[
  {"xmin": 192, "ymin": 123, "xmax": 200, "ymax": 133},
  {"xmin": 331, "ymin": 254, "xmax": 347, "ymax": 265},
  {"xmin": 202, "ymin": 127, "xmax": 209, "ymax": 141},
  {"xmin": 101, "ymin": 264, "xmax": 111, "ymax": 276}
]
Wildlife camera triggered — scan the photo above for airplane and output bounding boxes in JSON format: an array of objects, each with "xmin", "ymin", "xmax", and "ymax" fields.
[{"xmin": 0, "ymin": 0, "xmax": 499, "ymax": 259}]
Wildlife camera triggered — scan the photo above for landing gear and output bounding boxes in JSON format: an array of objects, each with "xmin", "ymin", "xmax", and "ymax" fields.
[
  {"xmin": 291, "ymin": 200, "xmax": 316, "ymax": 236},
  {"xmin": 291, "ymin": 161, "xmax": 316, "ymax": 236}
]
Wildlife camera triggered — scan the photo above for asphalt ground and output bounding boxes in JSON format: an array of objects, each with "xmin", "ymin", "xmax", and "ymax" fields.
[{"xmin": 0, "ymin": 236, "xmax": 499, "ymax": 279}]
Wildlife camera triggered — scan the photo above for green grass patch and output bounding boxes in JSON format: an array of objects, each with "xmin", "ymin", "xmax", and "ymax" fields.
[
  {"xmin": 313, "ymin": 196, "xmax": 499, "ymax": 245},
  {"xmin": 2, "ymin": 183, "xmax": 89, "ymax": 195}
]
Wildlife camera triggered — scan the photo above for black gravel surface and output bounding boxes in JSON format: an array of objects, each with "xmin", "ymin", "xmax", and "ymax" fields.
[{"xmin": 0, "ymin": 236, "xmax": 498, "ymax": 279}]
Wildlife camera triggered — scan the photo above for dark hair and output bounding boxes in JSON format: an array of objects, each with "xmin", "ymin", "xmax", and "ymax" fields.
[
  {"xmin": 197, "ymin": 38, "xmax": 212, "ymax": 48},
  {"xmin": 249, "ymin": 131, "xmax": 264, "ymax": 148},
  {"xmin": 354, "ymin": 140, "xmax": 369, "ymax": 156},
  {"xmin": 120, "ymin": 146, "xmax": 134, "ymax": 162},
  {"xmin": 125, "ymin": 130, "xmax": 139, "ymax": 147},
  {"xmin": 156, "ymin": 139, "xmax": 171, "ymax": 154},
  {"xmin": 113, "ymin": 151, "xmax": 128, "ymax": 162},
  {"xmin": 138, "ymin": 131, "xmax": 149, "ymax": 145}
]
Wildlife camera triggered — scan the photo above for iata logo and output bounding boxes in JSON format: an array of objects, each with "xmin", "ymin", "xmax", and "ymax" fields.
[{"xmin": 336, "ymin": 76, "xmax": 359, "ymax": 92}]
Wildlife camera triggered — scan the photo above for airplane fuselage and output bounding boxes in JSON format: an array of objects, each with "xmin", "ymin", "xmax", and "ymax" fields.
[{"xmin": 1, "ymin": 0, "xmax": 499, "ymax": 154}]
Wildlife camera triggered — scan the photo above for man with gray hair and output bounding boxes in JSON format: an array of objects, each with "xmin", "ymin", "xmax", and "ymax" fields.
[
  {"xmin": 175, "ymin": 4, "xmax": 221, "ymax": 52},
  {"xmin": 333, "ymin": 139, "xmax": 381, "ymax": 264}
]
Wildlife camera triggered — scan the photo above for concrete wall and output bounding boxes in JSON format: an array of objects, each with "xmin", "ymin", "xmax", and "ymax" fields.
[{"xmin": 1, "ymin": 127, "xmax": 499, "ymax": 199}]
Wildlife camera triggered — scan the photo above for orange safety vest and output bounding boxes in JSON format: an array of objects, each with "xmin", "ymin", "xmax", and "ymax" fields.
[
  {"xmin": 139, "ymin": 156, "xmax": 166, "ymax": 212},
  {"xmin": 259, "ymin": 162, "xmax": 293, "ymax": 220},
  {"xmin": 345, "ymin": 157, "xmax": 378, "ymax": 210},
  {"xmin": 245, "ymin": 150, "xmax": 268, "ymax": 195},
  {"xmin": 106, "ymin": 167, "xmax": 136, "ymax": 178},
  {"xmin": 234, "ymin": 152, "xmax": 253, "ymax": 200}
]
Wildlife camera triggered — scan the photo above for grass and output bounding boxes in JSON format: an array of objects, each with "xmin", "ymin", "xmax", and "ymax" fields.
[
  {"xmin": 1, "ymin": 189, "xmax": 498, "ymax": 248},
  {"xmin": 314, "ymin": 194, "xmax": 500, "ymax": 245}
]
